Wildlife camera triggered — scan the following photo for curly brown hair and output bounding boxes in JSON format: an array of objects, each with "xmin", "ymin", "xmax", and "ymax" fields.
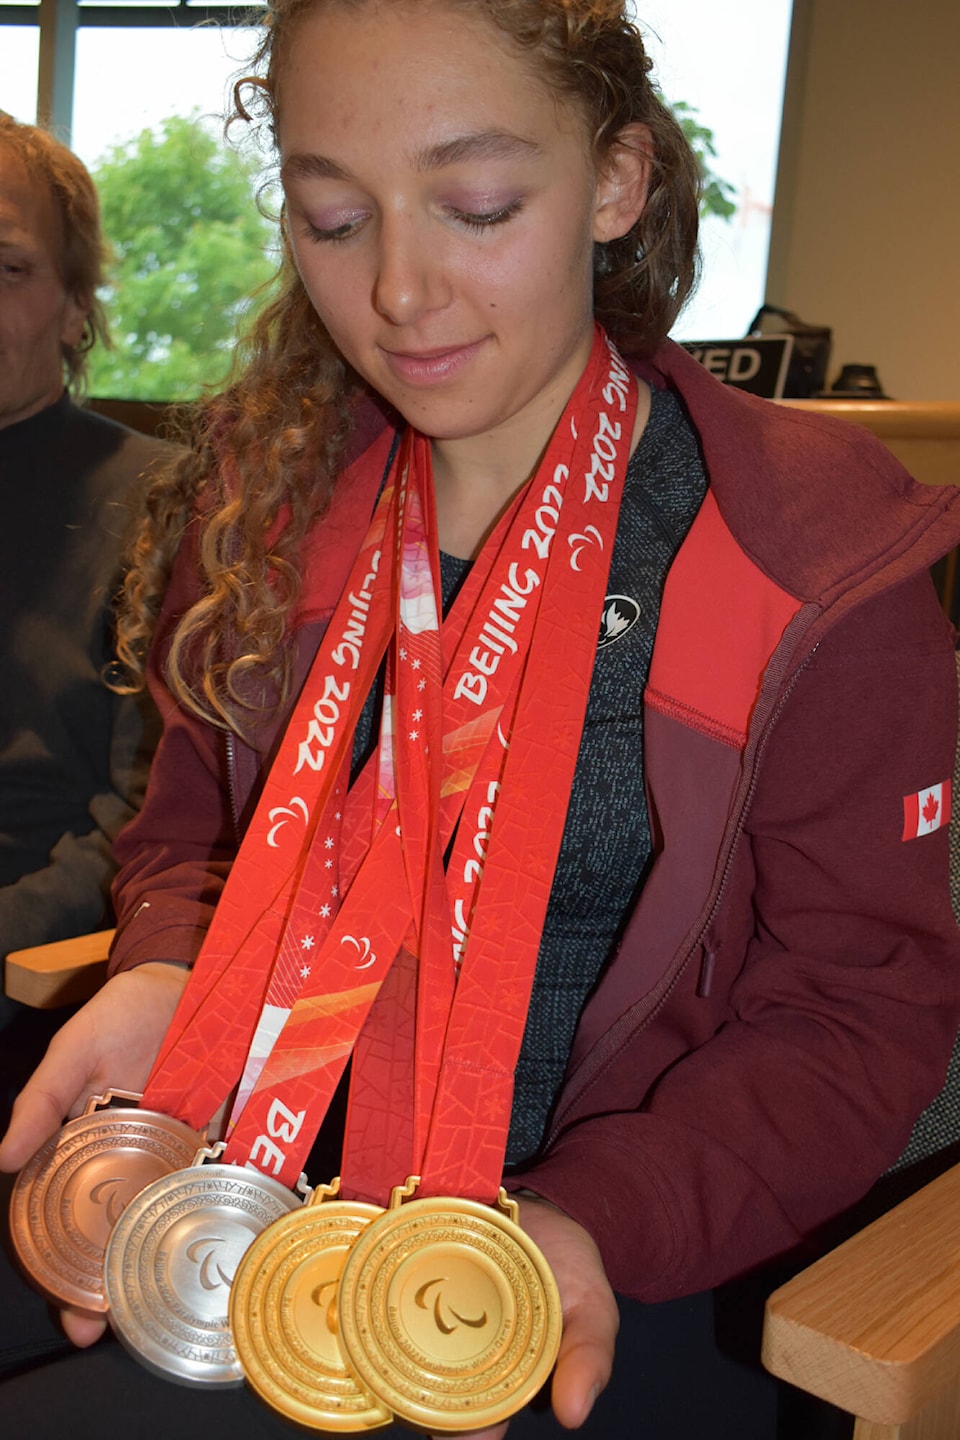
[
  {"xmin": 0, "ymin": 111, "xmax": 110, "ymax": 395},
  {"xmin": 116, "ymin": 0, "xmax": 701, "ymax": 732}
]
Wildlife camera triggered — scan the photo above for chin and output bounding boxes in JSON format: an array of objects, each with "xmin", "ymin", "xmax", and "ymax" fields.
[{"xmin": 386, "ymin": 395, "xmax": 499, "ymax": 442}]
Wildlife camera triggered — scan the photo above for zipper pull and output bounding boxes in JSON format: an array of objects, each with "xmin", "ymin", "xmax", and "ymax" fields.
[{"xmin": 697, "ymin": 947, "xmax": 716, "ymax": 998}]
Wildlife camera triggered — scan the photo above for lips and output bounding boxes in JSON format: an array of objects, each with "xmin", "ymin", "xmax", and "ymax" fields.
[{"xmin": 380, "ymin": 337, "xmax": 486, "ymax": 386}]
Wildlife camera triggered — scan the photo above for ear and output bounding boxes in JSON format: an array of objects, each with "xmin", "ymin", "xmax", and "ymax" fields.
[
  {"xmin": 593, "ymin": 123, "xmax": 653, "ymax": 244},
  {"xmin": 60, "ymin": 291, "xmax": 89, "ymax": 350}
]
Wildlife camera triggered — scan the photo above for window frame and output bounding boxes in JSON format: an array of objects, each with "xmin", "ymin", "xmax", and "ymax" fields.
[{"xmin": 3, "ymin": 0, "xmax": 261, "ymax": 137}]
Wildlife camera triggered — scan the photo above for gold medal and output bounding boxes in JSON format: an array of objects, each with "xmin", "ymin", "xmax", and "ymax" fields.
[
  {"xmin": 229, "ymin": 1179, "xmax": 393, "ymax": 1431},
  {"xmin": 336, "ymin": 1180, "xmax": 562, "ymax": 1434}
]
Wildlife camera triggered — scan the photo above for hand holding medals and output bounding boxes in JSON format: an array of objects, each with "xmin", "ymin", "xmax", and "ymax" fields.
[
  {"xmin": 9, "ymin": 1092, "xmax": 204, "ymax": 1321},
  {"xmin": 1, "ymin": 961, "xmax": 194, "ymax": 1343},
  {"xmin": 334, "ymin": 1181, "xmax": 562, "ymax": 1432},
  {"xmin": 228, "ymin": 1174, "xmax": 562, "ymax": 1432},
  {"xmin": 505, "ymin": 1195, "xmax": 620, "ymax": 1432},
  {"xmin": 5, "ymin": 330, "xmax": 633, "ymax": 1434}
]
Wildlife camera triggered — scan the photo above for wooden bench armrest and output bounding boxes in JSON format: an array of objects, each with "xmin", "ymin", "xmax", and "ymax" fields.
[
  {"xmin": 4, "ymin": 929, "xmax": 115, "ymax": 1009},
  {"xmin": 762, "ymin": 1162, "xmax": 960, "ymax": 1429}
]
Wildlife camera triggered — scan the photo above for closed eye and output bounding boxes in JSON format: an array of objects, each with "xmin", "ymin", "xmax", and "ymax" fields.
[
  {"xmin": 297, "ymin": 195, "xmax": 524, "ymax": 245},
  {"xmin": 450, "ymin": 198, "xmax": 524, "ymax": 232},
  {"xmin": 306, "ymin": 223, "xmax": 356, "ymax": 244},
  {"xmin": 299, "ymin": 208, "xmax": 370, "ymax": 244}
]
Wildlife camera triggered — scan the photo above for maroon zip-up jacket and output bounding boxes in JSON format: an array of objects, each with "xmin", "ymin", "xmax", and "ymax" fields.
[{"xmin": 110, "ymin": 342, "xmax": 960, "ymax": 1301}]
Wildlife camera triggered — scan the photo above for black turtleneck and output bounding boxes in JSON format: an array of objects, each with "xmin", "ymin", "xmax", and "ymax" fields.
[{"xmin": 0, "ymin": 395, "xmax": 171, "ymax": 955}]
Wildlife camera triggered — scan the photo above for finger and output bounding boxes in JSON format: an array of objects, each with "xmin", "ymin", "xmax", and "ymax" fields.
[
  {"xmin": 61, "ymin": 1308, "xmax": 109, "ymax": 1348},
  {"xmin": 0, "ymin": 1028, "xmax": 93, "ymax": 1171},
  {"xmin": 549, "ymin": 1292, "xmax": 619, "ymax": 1429},
  {"xmin": 0, "ymin": 1076, "xmax": 70, "ymax": 1172}
]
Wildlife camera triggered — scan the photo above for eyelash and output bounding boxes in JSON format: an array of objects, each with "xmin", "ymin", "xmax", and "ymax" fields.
[
  {"xmin": 452, "ymin": 198, "xmax": 524, "ymax": 232},
  {"xmin": 304, "ymin": 220, "xmax": 361, "ymax": 245},
  {"xmin": 302, "ymin": 197, "xmax": 524, "ymax": 245}
]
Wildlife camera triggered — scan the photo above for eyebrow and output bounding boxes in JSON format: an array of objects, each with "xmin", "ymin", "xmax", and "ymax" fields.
[
  {"xmin": 282, "ymin": 129, "xmax": 543, "ymax": 184},
  {"xmin": 416, "ymin": 130, "xmax": 543, "ymax": 170}
]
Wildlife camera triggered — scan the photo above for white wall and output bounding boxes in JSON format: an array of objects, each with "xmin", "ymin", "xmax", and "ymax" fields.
[{"xmin": 767, "ymin": 0, "xmax": 960, "ymax": 401}]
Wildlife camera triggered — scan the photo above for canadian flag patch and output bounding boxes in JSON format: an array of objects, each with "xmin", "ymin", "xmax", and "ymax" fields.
[{"xmin": 902, "ymin": 780, "xmax": 952, "ymax": 840}]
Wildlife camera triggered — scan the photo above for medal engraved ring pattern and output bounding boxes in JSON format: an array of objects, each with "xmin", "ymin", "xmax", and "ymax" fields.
[
  {"xmin": 103, "ymin": 1163, "xmax": 300, "ymax": 1387},
  {"xmin": 229, "ymin": 1195, "xmax": 392, "ymax": 1431},
  {"xmin": 336, "ymin": 1197, "xmax": 562, "ymax": 1433},
  {"xmin": 9, "ymin": 1107, "xmax": 202, "ymax": 1314}
]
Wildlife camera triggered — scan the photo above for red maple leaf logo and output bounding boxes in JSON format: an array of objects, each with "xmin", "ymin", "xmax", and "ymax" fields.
[{"xmin": 922, "ymin": 792, "xmax": 940, "ymax": 826}]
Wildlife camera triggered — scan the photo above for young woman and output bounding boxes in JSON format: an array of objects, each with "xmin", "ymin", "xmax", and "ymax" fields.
[{"xmin": 2, "ymin": 2, "xmax": 959, "ymax": 1436}]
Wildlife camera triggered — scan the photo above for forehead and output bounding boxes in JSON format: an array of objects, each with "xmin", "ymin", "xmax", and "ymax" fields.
[
  {"xmin": 0, "ymin": 145, "xmax": 61, "ymax": 256},
  {"xmin": 276, "ymin": 0, "xmax": 584, "ymax": 159}
]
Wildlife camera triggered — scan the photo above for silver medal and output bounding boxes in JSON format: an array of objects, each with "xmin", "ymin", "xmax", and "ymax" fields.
[{"xmin": 104, "ymin": 1153, "xmax": 303, "ymax": 1387}]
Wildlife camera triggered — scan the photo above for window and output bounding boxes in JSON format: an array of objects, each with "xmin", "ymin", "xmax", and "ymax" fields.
[
  {"xmin": 71, "ymin": 22, "xmax": 259, "ymax": 166},
  {"xmin": 630, "ymin": 0, "xmax": 794, "ymax": 341},
  {"xmin": 5, "ymin": 0, "xmax": 793, "ymax": 394},
  {"xmin": 0, "ymin": 3, "xmax": 40, "ymax": 124}
]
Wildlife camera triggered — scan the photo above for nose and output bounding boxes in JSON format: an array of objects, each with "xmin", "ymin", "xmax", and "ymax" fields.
[{"xmin": 372, "ymin": 209, "xmax": 451, "ymax": 325}]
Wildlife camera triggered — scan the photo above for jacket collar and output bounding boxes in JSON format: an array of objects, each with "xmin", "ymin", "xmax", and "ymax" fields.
[{"xmin": 636, "ymin": 341, "xmax": 960, "ymax": 607}]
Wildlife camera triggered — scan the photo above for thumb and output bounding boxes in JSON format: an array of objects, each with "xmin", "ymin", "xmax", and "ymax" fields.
[
  {"xmin": 549, "ymin": 1288, "xmax": 619, "ymax": 1429},
  {"xmin": 62, "ymin": 1308, "xmax": 109, "ymax": 1348}
]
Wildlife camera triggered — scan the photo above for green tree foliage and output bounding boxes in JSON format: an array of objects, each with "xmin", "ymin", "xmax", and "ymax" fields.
[
  {"xmin": 670, "ymin": 100, "xmax": 738, "ymax": 221},
  {"xmin": 87, "ymin": 114, "xmax": 277, "ymax": 400},
  {"xmin": 86, "ymin": 104, "xmax": 735, "ymax": 401}
]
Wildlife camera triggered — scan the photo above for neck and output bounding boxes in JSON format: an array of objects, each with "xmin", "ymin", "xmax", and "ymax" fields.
[
  {"xmin": 430, "ymin": 380, "xmax": 652, "ymax": 560},
  {"xmin": 431, "ymin": 431, "xmax": 545, "ymax": 560},
  {"xmin": 0, "ymin": 383, "xmax": 66, "ymax": 433}
]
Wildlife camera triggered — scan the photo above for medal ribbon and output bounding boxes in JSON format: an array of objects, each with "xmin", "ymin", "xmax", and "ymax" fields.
[
  {"xmin": 140, "ymin": 328, "xmax": 636, "ymax": 1210},
  {"xmin": 139, "ymin": 474, "xmax": 399, "ymax": 1125},
  {"xmin": 221, "ymin": 332, "xmax": 636, "ymax": 1192},
  {"xmin": 142, "ymin": 426, "xmax": 525, "ymax": 1172},
  {"xmin": 340, "ymin": 331, "xmax": 638, "ymax": 1204},
  {"xmin": 220, "ymin": 427, "xmax": 550, "ymax": 1186}
]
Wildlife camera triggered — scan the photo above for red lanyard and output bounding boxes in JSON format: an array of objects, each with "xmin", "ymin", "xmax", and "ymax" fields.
[{"xmin": 142, "ymin": 328, "xmax": 638, "ymax": 1203}]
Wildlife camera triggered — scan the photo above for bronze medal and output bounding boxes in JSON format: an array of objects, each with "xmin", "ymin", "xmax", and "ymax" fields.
[
  {"xmin": 336, "ymin": 1185, "xmax": 562, "ymax": 1433},
  {"xmin": 8, "ymin": 1092, "xmax": 203, "ymax": 1315},
  {"xmin": 229, "ymin": 1179, "xmax": 392, "ymax": 1430}
]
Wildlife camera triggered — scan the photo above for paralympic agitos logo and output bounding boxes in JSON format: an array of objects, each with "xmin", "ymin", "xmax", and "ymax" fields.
[{"xmin": 414, "ymin": 1278, "xmax": 488, "ymax": 1336}]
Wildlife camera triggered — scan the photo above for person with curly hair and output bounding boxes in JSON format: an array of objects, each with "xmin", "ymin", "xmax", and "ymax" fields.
[{"xmin": 1, "ymin": 5, "xmax": 959, "ymax": 1437}]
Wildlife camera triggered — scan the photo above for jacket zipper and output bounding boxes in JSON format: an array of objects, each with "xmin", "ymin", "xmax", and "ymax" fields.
[
  {"xmin": 225, "ymin": 731, "xmax": 242, "ymax": 840},
  {"xmin": 544, "ymin": 634, "xmax": 821, "ymax": 1146}
]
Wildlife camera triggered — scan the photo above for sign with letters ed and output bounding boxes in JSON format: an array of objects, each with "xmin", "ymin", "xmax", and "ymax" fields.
[{"xmin": 680, "ymin": 335, "xmax": 795, "ymax": 399}]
